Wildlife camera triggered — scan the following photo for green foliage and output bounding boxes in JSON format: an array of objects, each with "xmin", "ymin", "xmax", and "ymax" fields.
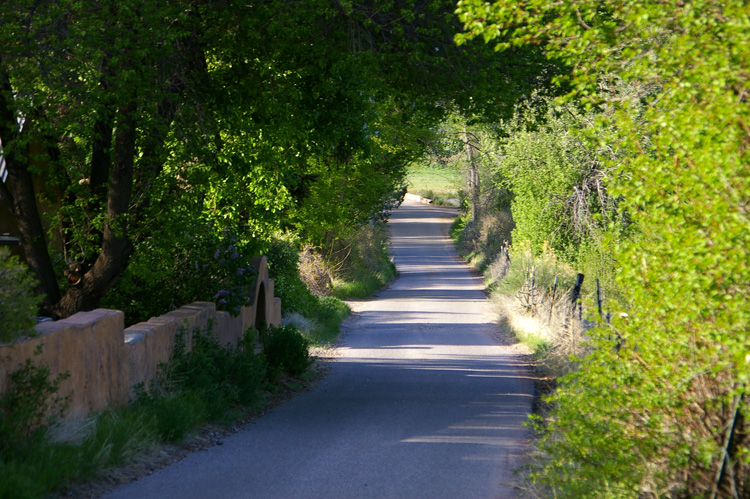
[
  {"xmin": 313, "ymin": 297, "xmax": 352, "ymax": 344},
  {"xmin": 266, "ymin": 238, "xmax": 351, "ymax": 345},
  {"xmin": 451, "ymin": 208, "xmax": 515, "ymax": 274},
  {"xmin": 142, "ymin": 324, "xmax": 267, "ymax": 432},
  {"xmin": 330, "ymin": 222, "xmax": 397, "ymax": 299},
  {"xmin": 0, "ymin": 348, "xmax": 69, "ymax": 455},
  {"xmin": 457, "ymin": 0, "xmax": 750, "ymax": 496},
  {"xmin": 262, "ymin": 324, "xmax": 311, "ymax": 378},
  {"xmin": 0, "ymin": 320, "xmax": 312, "ymax": 497},
  {"xmin": 4, "ymin": 0, "xmax": 532, "ymax": 318},
  {"xmin": 0, "ymin": 390, "xmax": 161, "ymax": 498},
  {"xmin": 138, "ymin": 392, "xmax": 207, "ymax": 444},
  {"xmin": 492, "ymin": 102, "xmax": 619, "ymax": 262},
  {"xmin": 266, "ymin": 239, "xmax": 321, "ymax": 317},
  {"xmin": 81, "ymin": 405, "xmax": 157, "ymax": 468},
  {"xmin": 0, "ymin": 351, "xmax": 87, "ymax": 498},
  {"xmin": 0, "ymin": 248, "xmax": 39, "ymax": 343},
  {"xmin": 101, "ymin": 224, "xmax": 260, "ymax": 326}
]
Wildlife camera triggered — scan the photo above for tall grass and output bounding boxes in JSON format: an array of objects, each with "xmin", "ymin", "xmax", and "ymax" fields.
[
  {"xmin": 330, "ymin": 222, "xmax": 397, "ymax": 299},
  {"xmin": 451, "ymin": 209, "xmax": 515, "ymax": 273}
]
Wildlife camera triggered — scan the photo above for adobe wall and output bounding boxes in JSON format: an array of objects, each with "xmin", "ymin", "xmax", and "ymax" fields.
[{"xmin": 0, "ymin": 255, "xmax": 281, "ymax": 418}]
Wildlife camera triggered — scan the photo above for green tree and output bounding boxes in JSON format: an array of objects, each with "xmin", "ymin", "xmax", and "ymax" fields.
[
  {"xmin": 0, "ymin": 0, "xmax": 214, "ymax": 317},
  {"xmin": 0, "ymin": 0, "xmax": 553, "ymax": 320},
  {"xmin": 457, "ymin": 0, "xmax": 750, "ymax": 496}
]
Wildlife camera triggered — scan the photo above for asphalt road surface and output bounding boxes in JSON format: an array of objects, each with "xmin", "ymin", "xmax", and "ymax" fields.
[{"xmin": 105, "ymin": 198, "xmax": 534, "ymax": 499}]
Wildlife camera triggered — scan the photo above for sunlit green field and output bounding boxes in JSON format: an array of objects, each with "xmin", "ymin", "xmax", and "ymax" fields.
[{"xmin": 406, "ymin": 164, "xmax": 462, "ymax": 202}]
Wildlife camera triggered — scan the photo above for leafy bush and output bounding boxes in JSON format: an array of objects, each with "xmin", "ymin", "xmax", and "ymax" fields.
[
  {"xmin": 266, "ymin": 239, "xmax": 321, "ymax": 315},
  {"xmin": 0, "ymin": 248, "xmax": 39, "ymax": 343},
  {"xmin": 262, "ymin": 324, "xmax": 311, "ymax": 377},
  {"xmin": 101, "ymin": 222, "xmax": 259, "ymax": 326},
  {"xmin": 143, "ymin": 324, "xmax": 267, "ymax": 429},
  {"xmin": 0, "ymin": 348, "xmax": 69, "ymax": 455},
  {"xmin": 458, "ymin": 1, "xmax": 750, "ymax": 496}
]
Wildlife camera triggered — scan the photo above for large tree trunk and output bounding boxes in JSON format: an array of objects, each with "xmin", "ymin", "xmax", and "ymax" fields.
[
  {"xmin": 2, "ymin": 9, "xmax": 204, "ymax": 319},
  {"xmin": 53, "ymin": 104, "xmax": 137, "ymax": 318},
  {"xmin": 0, "ymin": 60, "xmax": 62, "ymax": 315}
]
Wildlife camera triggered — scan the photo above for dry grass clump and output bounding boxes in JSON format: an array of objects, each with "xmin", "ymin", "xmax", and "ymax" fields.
[
  {"xmin": 297, "ymin": 245, "xmax": 334, "ymax": 296},
  {"xmin": 496, "ymin": 293, "xmax": 589, "ymax": 379},
  {"xmin": 453, "ymin": 208, "xmax": 515, "ymax": 272},
  {"xmin": 479, "ymin": 210, "xmax": 514, "ymax": 257},
  {"xmin": 488, "ymin": 240, "xmax": 594, "ymax": 381},
  {"xmin": 281, "ymin": 312, "xmax": 319, "ymax": 337}
]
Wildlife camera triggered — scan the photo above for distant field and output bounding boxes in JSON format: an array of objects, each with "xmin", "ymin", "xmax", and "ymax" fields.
[{"xmin": 406, "ymin": 164, "xmax": 462, "ymax": 196}]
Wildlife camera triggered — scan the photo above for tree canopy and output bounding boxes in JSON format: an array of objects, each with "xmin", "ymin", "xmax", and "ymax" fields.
[{"xmin": 0, "ymin": 0, "xmax": 552, "ymax": 319}]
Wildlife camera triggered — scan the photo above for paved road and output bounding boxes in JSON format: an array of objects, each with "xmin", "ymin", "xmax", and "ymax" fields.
[{"xmin": 105, "ymin": 199, "xmax": 533, "ymax": 499}]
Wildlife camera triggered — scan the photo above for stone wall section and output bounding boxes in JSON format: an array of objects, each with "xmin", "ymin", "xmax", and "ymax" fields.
[{"xmin": 0, "ymin": 256, "xmax": 281, "ymax": 418}]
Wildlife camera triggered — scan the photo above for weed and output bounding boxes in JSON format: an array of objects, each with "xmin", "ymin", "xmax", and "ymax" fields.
[
  {"xmin": 311, "ymin": 297, "xmax": 351, "ymax": 344},
  {"xmin": 143, "ymin": 324, "xmax": 267, "ymax": 428},
  {"xmin": 0, "ymin": 347, "xmax": 69, "ymax": 455},
  {"xmin": 493, "ymin": 241, "xmax": 574, "ymax": 298}
]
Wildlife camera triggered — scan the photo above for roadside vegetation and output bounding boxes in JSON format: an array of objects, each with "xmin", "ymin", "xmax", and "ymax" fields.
[
  {"xmin": 448, "ymin": 1, "xmax": 749, "ymax": 497},
  {"xmin": 0, "ymin": 321, "xmax": 312, "ymax": 499},
  {"xmin": 271, "ymin": 220, "xmax": 397, "ymax": 345},
  {"xmin": 2, "ymin": 0, "xmax": 748, "ymax": 498}
]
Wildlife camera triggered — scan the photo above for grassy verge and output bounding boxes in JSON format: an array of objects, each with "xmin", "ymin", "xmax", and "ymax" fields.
[
  {"xmin": 281, "ymin": 221, "xmax": 396, "ymax": 347},
  {"xmin": 330, "ymin": 223, "xmax": 397, "ymax": 300},
  {"xmin": 281, "ymin": 296, "xmax": 351, "ymax": 346},
  {"xmin": 406, "ymin": 163, "xmax": 462, "ymax": 206},
  {"xmin": 0, "ymin": 323, "xmax": 315, "ymax": 499}
]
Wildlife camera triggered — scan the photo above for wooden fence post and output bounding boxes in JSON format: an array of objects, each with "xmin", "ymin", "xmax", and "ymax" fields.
[
  {"xmin": 572, "ymin": 273, "xmax": 584, "ymax": 321},
  {"xmin": 548, "ymin": 275, "xmax": 558, "ymax": 323}
]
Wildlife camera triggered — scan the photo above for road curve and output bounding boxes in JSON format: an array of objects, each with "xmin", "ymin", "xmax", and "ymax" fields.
[{"xmin": 105, "ymin": 199, "xmax": 533, "ymax": 499}]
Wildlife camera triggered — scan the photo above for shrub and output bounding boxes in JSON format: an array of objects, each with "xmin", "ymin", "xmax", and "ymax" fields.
[
  {"xmin": 101, "ymin": 223, "xmax": 260, "ymax": 326},
  {"xmin": 330, "ymin": 221, "xmax": 397, "ymax": 298},
  {"xmin": 262, "ymin": 324, "xmax": 311, "ymax": 377},
  {"xmin": 266, "ymin": 238, "xmax": 321, "ymax": 315},
  {"xmin": 457, "ymin": 2, "xmax": 750, "ymax": 495},
  {"xmin": 0, "ymin": 348, "xmax": 69, "ymax": 455},
  {"xmin": 140, "ymin": 323, "xmax": 267, "ymax": 438},
  {"xmin": 267, "ymin": 238, "xmax": 351, "ymax": 345},
  {"xmin": 0, "ymin": 248, "xmax": 39, "ymax": 343}
]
